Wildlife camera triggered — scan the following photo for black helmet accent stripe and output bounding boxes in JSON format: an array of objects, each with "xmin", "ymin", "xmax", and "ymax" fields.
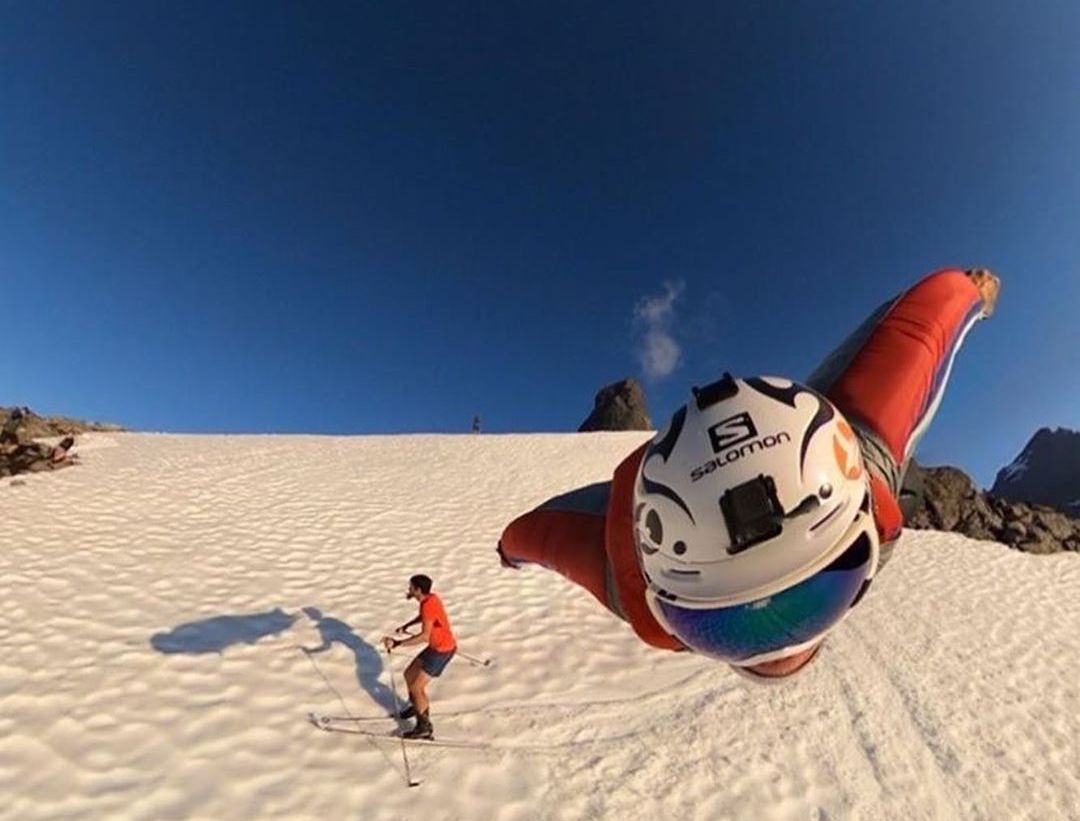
[
  {"xmin": 744, "ymin": 378, "xmax": 835, "ymax": 475},
  {"xmin": 799, "ymin": 400, "xmax": 836, "ymax": 475},
  {"xmin": 642, "ymin": 405, "xmax": 695, "ymax": 523},
  {"xmin": 645, "ymin": 405, "xmax": 686, "ymax": 464},
  {"xmin": 641, "ymin": 473, "xmax": 696, "ymax": 524},
  {"xmin": 744, "ymin": 377, "xmax": 814, "ymax": 408}
]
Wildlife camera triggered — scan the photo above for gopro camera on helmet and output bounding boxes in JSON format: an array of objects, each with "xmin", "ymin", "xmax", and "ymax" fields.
[{"xmin": 720, "ymin": 474, "xmax": 784, "ymax": 554}]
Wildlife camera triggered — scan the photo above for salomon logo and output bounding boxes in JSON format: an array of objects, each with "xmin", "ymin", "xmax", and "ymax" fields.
[
  {"xmin": 691, "ymin": 430, "xmax": 792, "ymax": 482},
  {"xmin": 708, "ymin": 413, "xmax": 758, "ymax": 453}
]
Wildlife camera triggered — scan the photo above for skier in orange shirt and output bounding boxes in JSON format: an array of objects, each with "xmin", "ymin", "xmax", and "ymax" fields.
[{"xmin": 383, "ymin": 574, "xmax": 457, "ymax": 738}]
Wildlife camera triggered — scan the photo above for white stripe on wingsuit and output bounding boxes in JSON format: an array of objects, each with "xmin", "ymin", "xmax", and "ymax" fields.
[{"xmin": 902, "ymin": 309, "xmax": 984, "ymax": 462}]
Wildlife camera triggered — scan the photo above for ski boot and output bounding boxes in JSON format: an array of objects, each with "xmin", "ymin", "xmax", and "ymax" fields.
[{"xmin": 402, "ymin": 711, "xmax": 434, "ymax": 740}]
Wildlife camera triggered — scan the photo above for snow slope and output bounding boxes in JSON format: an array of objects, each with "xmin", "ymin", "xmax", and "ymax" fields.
[{"xmin": 1, "ymin": 433, "xmax": 1078, "ymax": 821}]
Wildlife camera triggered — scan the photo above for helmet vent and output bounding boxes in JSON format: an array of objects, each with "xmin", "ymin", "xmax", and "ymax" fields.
[
  {"xmin": 645, "ymin": 509, "xmax": 663, "ymax": 545},
  {"xmin": 809, "ymin": 499, "xmax": 847, "ymax": 533}
]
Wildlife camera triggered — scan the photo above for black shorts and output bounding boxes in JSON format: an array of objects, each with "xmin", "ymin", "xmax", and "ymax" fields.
[{"xmin": 417, "ymin": 647, "xmax": 455, "ymax": 677}]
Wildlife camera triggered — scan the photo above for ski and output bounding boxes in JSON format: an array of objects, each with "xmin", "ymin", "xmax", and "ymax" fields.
[
  {"xmin": 308, "ymin": 713, "xmax": 485, "ymax": 749},
  {"xmin": 309, "ymin": 711, "xmax": 396, "ymax": 725}
]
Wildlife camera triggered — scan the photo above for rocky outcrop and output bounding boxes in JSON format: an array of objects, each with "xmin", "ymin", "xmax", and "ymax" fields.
[
  {"xmin": 1, "ymin": 406, "xmax": 97, "ymax": 479},
  {"xmin": 579, "ymin": 379, "xmax": 652, "ymax": 432},
  {"xmin": 904, "ymin": 462, "xmax": 1079, "ymax": 554},
  {"xmin": 0, "ymin": 437, "xmax": 77, "ymax": 478},
  {"xmin": 1, "ymin": 406, "xmax": 123, "ymax": 438},
  {"xmin": 990, "ymin": 427, "xmax": 1080, "ymax": 517}
]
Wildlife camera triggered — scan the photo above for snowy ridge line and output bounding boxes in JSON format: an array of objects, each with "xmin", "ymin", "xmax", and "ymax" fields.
[{"xmin": 999, "ymin": 454, "xmax": 1030, "ymax": 482}]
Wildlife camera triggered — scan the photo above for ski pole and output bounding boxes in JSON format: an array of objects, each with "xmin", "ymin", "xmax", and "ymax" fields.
[
  {"xmin": 458, "ymin": 650, "xmax": 493, "ymax": 668},
  {"xmin": 399, "ymin": 627, "xmax": 491, "ymax": 667},
  {"xmin": 386, "ymin": 648, "xmax": 420, "ymax": 788}
]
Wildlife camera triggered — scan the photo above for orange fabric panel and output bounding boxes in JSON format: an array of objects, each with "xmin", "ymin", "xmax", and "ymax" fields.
[
  {"xmin": 868, "ymin": 472, "xmax": 904, "ymax": 544},
  {"xmin": 606, "ymin": 444, "xmax": 685, "ymax": 651},
  {"xmin": 420, "ymin": 593, "xmax": 457, "ymax": 653},
  {"xmin": 499, "ymin": 508, "xmax": 611, "ymax": 610},
  {"xmin": 825, "ymin": 269, "xmax": 981, "ymax": 463}
]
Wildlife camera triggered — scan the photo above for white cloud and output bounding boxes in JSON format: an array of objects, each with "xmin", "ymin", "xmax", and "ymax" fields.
[
  {"xmin": 641, "ymin": 329, "xmax": 681, "ymax": 379},
  {"xmin": 634, "ymin": 280, "xmax": 685, "ymax": 380},
  {"xmin": 634, "ymin": 280, "xmax": 684, "ymax": 325}
]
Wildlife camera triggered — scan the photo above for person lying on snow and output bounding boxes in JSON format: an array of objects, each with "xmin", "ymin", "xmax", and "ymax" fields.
[{"xmin": 498, "ymin": 268, "xmax": 1000, "ymax": 683}]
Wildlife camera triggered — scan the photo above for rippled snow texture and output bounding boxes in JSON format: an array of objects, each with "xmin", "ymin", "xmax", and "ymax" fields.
[{"xmin": 2, "ymin": 433, "xmax": 1078, "ymax": 820}]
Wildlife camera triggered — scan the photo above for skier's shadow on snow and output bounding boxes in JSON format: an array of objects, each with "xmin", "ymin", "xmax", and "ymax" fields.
[
  {"xmin": 299, "ymin": 607, "xmax": 399, "ymax": 714},
  {"xmin": 150, "ymin": 607, "xmax": 298, "ymax": 654}
]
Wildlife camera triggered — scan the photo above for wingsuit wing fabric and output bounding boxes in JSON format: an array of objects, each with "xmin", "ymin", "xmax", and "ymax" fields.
[{"xmin": 498, "ymin": 268, "xmax": 992, "ymax": 651}]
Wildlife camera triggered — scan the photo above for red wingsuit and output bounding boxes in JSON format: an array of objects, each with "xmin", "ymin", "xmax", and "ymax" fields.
[{"xmin": 498, "ymin": 269, "xmax": 994, "ymax": 651}]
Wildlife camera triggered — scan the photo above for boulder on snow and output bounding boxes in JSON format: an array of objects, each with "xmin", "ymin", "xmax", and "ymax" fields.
[{"xmin": 579, "ymin": 379, "xmax": 652, "ymax": 432}]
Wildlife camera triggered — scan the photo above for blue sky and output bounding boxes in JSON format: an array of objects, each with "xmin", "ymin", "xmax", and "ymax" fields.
[{"xmin": 2, "ymin": 2, "xmax": 1077, "ymax": 487}]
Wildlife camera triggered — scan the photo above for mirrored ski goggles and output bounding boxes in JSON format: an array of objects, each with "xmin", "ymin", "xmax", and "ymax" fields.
[{"xmin": 647, "ymin": 525, "xmax": 879, "ymax": 665}]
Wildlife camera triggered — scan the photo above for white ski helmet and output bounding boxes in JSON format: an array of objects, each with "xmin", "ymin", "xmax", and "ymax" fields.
[{"xmin": 634, "ymin": 374, "xmax": 880, "ymax": 668}]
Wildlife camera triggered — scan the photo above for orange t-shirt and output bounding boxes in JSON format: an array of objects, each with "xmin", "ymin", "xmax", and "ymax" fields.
[{"xmin": 420, "ymin": 593, "xmax": 456, "ymax": 653}]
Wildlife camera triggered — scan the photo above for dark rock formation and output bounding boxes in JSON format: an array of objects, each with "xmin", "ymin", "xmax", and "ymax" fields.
[
  {"xmin": 904, "ymin": 461, "xmax": 1079, "ymax": 554},
  {"xmin": 1, "ymin": 437, "xmax": 77, "ymax": 478},
  {"xmin": 1, "ymin": 406, "xmax": 123, "ymax": 438},
  {"xmin": 579, "ymin": 379, "xmax": 652, "ymax": 432},
  {"xmin": 1, "ymin": 406, "xmax": 97, "ymax": 479},
  {"xmin": 990, "ymin": 427, "xmax": 1080, "ymax": 517}
]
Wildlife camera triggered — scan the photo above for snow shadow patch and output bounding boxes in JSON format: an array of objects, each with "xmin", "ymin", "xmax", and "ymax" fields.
[
  {"xmin": 300, "ymin": 607, "xmax": 398, "ymax": 714},
  {"xmin": 151, "ymin": 607, "xmax": 298, "ymax": 654}
]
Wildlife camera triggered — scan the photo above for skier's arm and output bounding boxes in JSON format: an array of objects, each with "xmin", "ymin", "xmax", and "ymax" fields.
[
  {"xmin": 387, "ymin": 620, "xmax": 431, "ymax": 651},
  {"xmin": 396, "ymin": 615, "xmax": 422, "ymax": 633}
]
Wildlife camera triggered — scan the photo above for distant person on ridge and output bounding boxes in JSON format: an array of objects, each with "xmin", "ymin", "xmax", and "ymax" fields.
[
  {"xmin": 382, "ymin": 574, "xmax": 457, "ymax": 739},
  {"xmin": 497, "ymin": 268, "xmax": 1000, "ymax": 682}
]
